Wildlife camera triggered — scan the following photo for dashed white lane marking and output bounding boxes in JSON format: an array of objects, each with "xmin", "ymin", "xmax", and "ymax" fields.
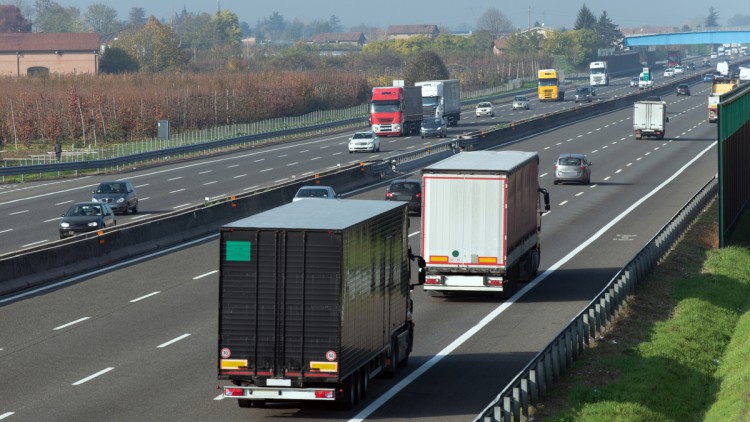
[
  {"xmin": 193, "ymin": 270, "xmax": 218, "ymax": 280},
  {"xmin": 157, "ymin": 334, "xmax": 191, "ymax": 349},
  {"xmin": 54, "ymin": 317, "xmax": 90, "ymax": 331},
  {"xmin": 72, "ymin": 367, "xmax": 114, "ymax": 386},
  {"xmin": 130, "ymin": 292, "xmax": 160, "ymax": 303}
]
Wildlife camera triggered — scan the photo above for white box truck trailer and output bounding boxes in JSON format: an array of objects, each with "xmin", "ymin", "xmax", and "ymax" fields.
[{"xmin": 421, "ymin": 151, "xmax": 550, "ymax": 297}]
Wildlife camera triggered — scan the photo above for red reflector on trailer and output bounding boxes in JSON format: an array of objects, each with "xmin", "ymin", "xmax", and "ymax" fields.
[
  {"xmin": 425, "ymin": 276, "xmax": 441, "ymax": 285},
  {"xmin": 315, "ymin": 390, "xmax": 335, "ymax": 399},
  {"xmin": 224, "ymin": 388, "xmax": 244, "ymax": 396},
  {"xmin": 487, "ymin": 278, "xmax": 504, "ymax": 286}
]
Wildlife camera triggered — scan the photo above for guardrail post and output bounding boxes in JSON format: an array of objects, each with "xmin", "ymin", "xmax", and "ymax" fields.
[
  {"xmin": 529, "ymin": 368, "xmax": 539, "ymax": 405},
  {"xmin": 551, "ymin": 342, "xmax": 560, "ymax": 382},
  {"xmin": 512, "ymin": 386, "xmax": 521, "ymax": 420},
  {"xmin": 520, "ymin": 378, "xmax": 529, "ymax": 418}
]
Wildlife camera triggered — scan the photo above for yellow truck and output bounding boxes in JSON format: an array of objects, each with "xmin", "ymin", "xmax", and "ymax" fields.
[
  {"xmin": 708, "ymin": 77, "xmax": 738, "ymax": 123},
  {"xmin": 538, "ymin": 69, "xmax": 566, "ymax": 101}
]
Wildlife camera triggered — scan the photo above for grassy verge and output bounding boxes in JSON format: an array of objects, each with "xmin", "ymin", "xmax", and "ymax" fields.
[{"xmin": 531, "ymin": 200, "xmax": 750, "ymax": 421}]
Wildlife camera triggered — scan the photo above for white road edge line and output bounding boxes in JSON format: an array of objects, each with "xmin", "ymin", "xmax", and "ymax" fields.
[
  {"xmin": 54, "ymin": 317, "xmax": 90, "ymax": 331},
  {"xmin": 157, "ymin": 334, "xmax": 191, "ymax": 348},
  {"xmin": 213, "ymin": 394, "xmax": 224, "ymax": 401},
  {"xmin": 349, "ymin": 141, "xmax": 718, "ymax": 422},
  {"xmin": 72, "ymin": 367, "xmax": 114, "ymax": 386},
  {"xmin": 0, "ymin": 412, "xmax": 15, "ymax": 419},
  {"xmin": 193, "ymin": 270, "xmax": 218, "ymax": 280},
  {"xmin": 130, "ymin": 291, "xmax": 160, "ymax": 303}
]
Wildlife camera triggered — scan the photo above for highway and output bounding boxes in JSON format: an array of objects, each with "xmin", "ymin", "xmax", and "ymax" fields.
[
  {"xmin": 0, "ymin": 73, "xmax": 657, "ymax": 255},
  {"xmin": 0, "ymin": 73, "xmax": 718, "ymax": 421}
]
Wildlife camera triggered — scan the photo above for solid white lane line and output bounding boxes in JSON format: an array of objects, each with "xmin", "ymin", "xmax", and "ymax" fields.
[
  {"xmin": 157, "ymin": 334, "xmax": 191, "ymax": 348},
  {"xmin": 0, "ymin": 229, "xmax": 12, "ymax": 234},
  {"xmin": 274, "ymin": 178, "xmax": 288, "ymax": 183},
  {"xmin": 54, "ymin": 317, "xmax": 90, "ymax": 331},
  {"xmin": 243, "ymin": 186, "xmax": 259, "ymax": 191},
  {"xmin": 193, "ymin": 270, "xmax": 218, "ymax": 280},
  {"xmin": 9, "ymin": 210, "xmax": 28, "ymax": 215},
  {"xmin": 21, "ymin": 240, "xmax": 47, "ymax": 248},
  {"xmin": 43, "ymin": 217, "xmax": 63, "ymax": 223},
  {"xmin": 173, "ymin": 203, "xmax": 191, "ymax": 209},
  {"xmin": 72, "ymin": 367, "xmax": 114, "ymax": 386},
  {"xmin": 130, "ymin": 214, "xmax": 151, "ymax": 220},
  {"xmin": 55, "ymin": 200, "xmax": 73, "ymax": 206},
  {"xmin": 130, "ymin": 291, "xmax": 160, "ymax": 303}
]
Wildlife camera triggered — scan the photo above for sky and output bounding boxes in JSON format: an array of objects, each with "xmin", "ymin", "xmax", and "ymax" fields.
[{"xmin": 36, "ymin": 1, "xmax": 750, "ymax": 32}]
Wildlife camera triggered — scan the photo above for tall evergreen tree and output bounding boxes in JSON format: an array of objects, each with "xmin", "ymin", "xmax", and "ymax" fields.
[
  {"xmin": 705, "ymin": 7, "xmax": 719, "ymax": 27},
  {"xmin": 574, "ymin": 4, "xmax": 597, "ymax": 30},
  {"xmin": 595, "ymin": 11, "xmax": 622, "ymax": 48}
]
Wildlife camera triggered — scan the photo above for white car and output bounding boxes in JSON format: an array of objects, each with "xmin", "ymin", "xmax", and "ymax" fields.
[
  {"xmin": 664, "ymin": 68, "xmax": 675, "ymax": 78},
  {"xmin": 673, "ymin": 65, "xmax": 685, "ymax": 74},
  {"xmin": 475, "ymin": 101, "xmax": 494, "ymax": 117},
  {"xmin": 293, "ymin": 186, "xmax": 338, "ymax": 202},
  {"xmin": 348, "ymin": 131, "xmax": 380, "ymax": 153},
  {"xmin": 629, "ymin": 77, "xmax": 639, "ymax": 87},
  {"xmin": 512, "ymin": 96, "xmax": 529, "ymax": 110}
]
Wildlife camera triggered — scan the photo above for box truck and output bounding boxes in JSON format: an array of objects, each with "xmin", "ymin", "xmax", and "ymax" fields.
[
  {"xmin": 538, "ymin": 69, "xmax": 566, "ymax": 101},
  {"xmin": 370, "ymin": 86, "xmax": 423, "ymax": 136},
  {"xmin": 589, "ymin": 61, "xmax": 609, "ymax": 86},
  {"xmin": 421, "ymin": 151, "xmax": 550, "ymax": 297},
  {"xmin": 415, "ymin": 79, "xmax": 461, "ymax": 126},
  {"xmin": 633, "ymin": 100, "xmax": 668, "ymax": 139},
  {"xmin": 218, "ymin": 199, "xmax": 425, "ymax": 409}
]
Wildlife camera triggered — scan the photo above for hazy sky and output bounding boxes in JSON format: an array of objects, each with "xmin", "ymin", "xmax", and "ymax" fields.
[{"xmin": 40, "ymin": 1, "xmax": 750, "ymax": 31}]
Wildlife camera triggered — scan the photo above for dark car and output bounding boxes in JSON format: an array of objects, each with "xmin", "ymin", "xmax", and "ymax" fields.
[
  {"xmin": 676, "ymin": 84, "xmax": 691, "ymax": 96},
  {"xmin": 385, "ymin": 179, "xmax": 422, "ymax": 215},
  {"xmin": 574, "ymin": 86, "xmax": 595, "ymax": 103},
  {"xmin": 554, "ymin": 153, "xmax": 592, "ymax": 185},
  {"xmin": 92, "ymin": 180, "xmax": 138, "ymax": 214},
  {"xmin": 59, "ymin": 202, "xmax": 116, "ymax": 239},
  {"xmin": 420, "ymin": 117, "xmax": 447, "ymax": 138},
  {"xmin": 703, "ymin": 73, "xmax": 715, "ymax": 83}
]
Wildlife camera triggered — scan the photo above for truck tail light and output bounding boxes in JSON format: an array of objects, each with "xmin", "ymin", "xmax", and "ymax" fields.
[
  {"xmin": 315, "ymin": 390, "xmax": 335, "ymax": 399},
  {"xmin": 386, "ymin": 192, "xmax": 393, "ymax": 198},
  {"xmin": 425, "ymin": 276, "xmax": 441, "ymax": 284},
  {"xmin": 487, "ymin": 278, "xmax": 504, "ymax": 287},
  {"xmin": 224, "ymin": 388, "xmax": 244, "ymax": 397}
]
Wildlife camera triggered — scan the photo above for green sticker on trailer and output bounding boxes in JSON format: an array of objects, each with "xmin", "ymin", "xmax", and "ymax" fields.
[{"xmin": 225, "ymin": 241, "xmax": 251, "ymax": 261}]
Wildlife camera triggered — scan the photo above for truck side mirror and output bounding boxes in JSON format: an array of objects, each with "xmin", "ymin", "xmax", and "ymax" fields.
[{"xmin": 539, "ymin": 188, "xmax": 551, "ymax": 212}]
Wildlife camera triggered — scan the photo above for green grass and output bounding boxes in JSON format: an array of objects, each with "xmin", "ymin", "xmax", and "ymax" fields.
[{"xmin": 534, "ymin": 203, "xmax": 750, "ymax": 422}]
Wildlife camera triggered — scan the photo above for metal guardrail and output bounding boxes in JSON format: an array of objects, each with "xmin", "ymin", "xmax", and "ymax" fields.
[{"xmin": 475, "ymin": 176, "xmax": 718, "ymax": 422}]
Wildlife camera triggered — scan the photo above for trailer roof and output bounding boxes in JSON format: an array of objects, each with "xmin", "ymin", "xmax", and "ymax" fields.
[
  {"xmin": 424, "ymin": 151, "xmax": 538, "ymax": 173},
  {"xmin": 224, "ymin": 199, "xmax": 406, "ymax": 230}
]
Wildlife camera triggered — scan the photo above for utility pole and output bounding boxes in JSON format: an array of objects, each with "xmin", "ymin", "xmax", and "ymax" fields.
[{"xmin": 528, "ymin": 6, "xmax": 531, "ymax": 31}]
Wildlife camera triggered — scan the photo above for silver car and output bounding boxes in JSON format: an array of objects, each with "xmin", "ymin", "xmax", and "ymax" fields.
[
  {"xmin": 348, "ymin": 131, "xmax": 380, "ymax": 153},
  {"xmin": 475, "ymin": 102, "xmax": 494, "ymax": 117},
  {"xmin": 91, "ymin": 180, "xmax": 138, "ymax": 214},
  {"xmin": 512, "ymin": 95, "xmax": 530, "ymax": 110},
  {"xmin": 293, "ymin": 186, "xmax": 339, "ymax": 201},
  {"xmin": 554, "ymin": 153, "xmax": 592, "ymax": 185},
  {"xmin": 420, "ymin": 117, "xmax": 447, "ymax": 138},
  {"xmin": 574, "ymin": 86, "xmax": 595, "ymax": 103}
]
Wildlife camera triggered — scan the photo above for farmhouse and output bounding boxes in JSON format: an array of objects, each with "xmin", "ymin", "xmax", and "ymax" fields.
[
  {"xmin": 0, "ymin": 33, "xmax": 100, "ymax": 77},
  {"xmin": 386, "ymin": 25, "xmax": 440, "ymax": 40}
]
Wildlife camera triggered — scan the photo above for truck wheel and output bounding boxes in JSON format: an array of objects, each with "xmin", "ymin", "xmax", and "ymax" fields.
[
  {"xmin": 360, "ymin": 368, "xmax": 369, "ymax": 399},
  {"xmin": 338, "ymin": 376, "xmax": 357, "ymax": 410}
]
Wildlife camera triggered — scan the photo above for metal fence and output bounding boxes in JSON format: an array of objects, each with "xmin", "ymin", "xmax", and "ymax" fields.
[{"xmin": 475, "ymin": 176, "xmax": 718, "ymax": 422}]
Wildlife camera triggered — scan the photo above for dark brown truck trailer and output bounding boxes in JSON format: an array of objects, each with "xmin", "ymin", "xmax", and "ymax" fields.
[{"xmin": 218, "ymin": 199, "xmax": 423, "ymax": 409}]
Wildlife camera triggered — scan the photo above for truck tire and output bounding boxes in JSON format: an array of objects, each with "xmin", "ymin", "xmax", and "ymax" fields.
[
  {"xmin": 359, "ymin": 368, "xmax": 369, "ymax": 399},
  {"xmin": 338, "ymin": 375, "xmax": 358, "ymax": 410}
]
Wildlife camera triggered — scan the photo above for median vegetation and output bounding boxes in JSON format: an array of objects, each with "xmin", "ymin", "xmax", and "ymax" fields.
[{"xmin": 532, "ymin": 201, "xmax": 750, "ymax": 421}]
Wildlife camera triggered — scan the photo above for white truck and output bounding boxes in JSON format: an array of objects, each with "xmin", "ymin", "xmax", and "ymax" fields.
[
  {"xmin": 716, "ymin": 61, "xmax": 730, "ymax": 77},
  {"xmin": 638, "ymin": 68, "xmax": 653, "ymax": 89},
  {"xmin": 633, "ymin": 100, "xmax": 668, "ymax": 139},
  {"xmin": 739, "ymin": 67, "xmax": 750, "ymax": 84},
  {"xmin": 420, "ymin": 151, "xmax": 550, "ymax": 297},
  {"xmin": 589, "ymin": 61, "xmax": 609, "ymax": 86},
  {"xmin": 415, "ymin": 79, "xmax": 461, "ymax": 126}
]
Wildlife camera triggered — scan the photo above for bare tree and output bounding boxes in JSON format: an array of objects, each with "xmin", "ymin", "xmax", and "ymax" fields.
[{"xmin": 476, "ymin": 8, "xmax": 513, "ymax": 36}]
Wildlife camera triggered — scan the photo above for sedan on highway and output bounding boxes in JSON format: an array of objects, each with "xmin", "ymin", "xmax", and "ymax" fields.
[
  {"xmin": 664, "ymin": 68, "xmax": 675, "ymax": 78},
  {"xmin": 512, "ymin": 95, "xmax": 530, "ymax": 110},
  {"xmin": 348, "ymin": 131, "xmax": 380, "ymax": 153},
  {"xmin": 554, "ymin": 153, "xmax": 592, "ymax": 185},
  {"xmin": 59, "ymin": 202, "xmax": 116, "ymax": 239},
  {"xmin": 629, "ymin": 77, "xmax": 639, "ymax": 87},
  {"xmin": 676, "ymin": 84, "xmax": 691, "ymax": 96},
  {"xmin": 385, "ymin": 179, "xmax": 422, "ymax": 215},
  {"xmin": 475, "ymin": 102, "xmax": 494, "ymax": 117},
  {"xmin": 420, "ymin": 117, "xmax": 447, "ymax": 138},
  {"xmin": 574, "ymin": 86, "xmax": 595, "ymax": 103},
  {"xmin": 293, "ymin": 186, "xmax": 338, "ymax": 201},
  {"xmin": 91, "ymin": 180, "xmax": 138, "ymax": 214}
]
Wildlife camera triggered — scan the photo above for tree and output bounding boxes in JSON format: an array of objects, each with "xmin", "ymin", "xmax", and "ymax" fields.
[
  {"xmin": 213, "ymin": 9, "xmax": 241, "ymax": 45},
  {"xmin": 99, "ymin": 46, "xmax": 139, "ymax": 73},
  {"xmin": 705, "ymin": 7, "xmax": 719, "ymax": 27},
  {"xmin": 114, "ymin": 16, "xmax": 186, "ymax": 72},
  {"xmin": 127, "ymin": 7, "xmax": 146, "ymax": 27},
  {"xmin": 595, "ymin": 11, "xmax": 622, "ymax": 49},
  {"xmin": 727, "ymin": 14, "xmax": 750, "ymax": 26},
  {"xmin": 403, "ymin": 51, "xmax": 449, "ymax": 86},
  {"xmin": 574, "ymin": 4, "xmax": 597, "ymax": 30},
  {"xmin": 476, "ymin": 8, "xmax": 513, "ymax": 36},
  {"xmin": 84, "ymin": 3, "xmax": 120, "ymax": 34},
  {"xmin": 33, "ymin": 0, "xmax": 81, "ymax": 32},
  {"xmin": 328, "ymin": 15, "xmax": 342, "ymax": 32},
  {"xmin": 505, "ymin": 30, "xmax": 542, "ymax": 59},
  {"xmin": 0, "ymin": 5, "xmax": 31, "ymax": 32}
]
